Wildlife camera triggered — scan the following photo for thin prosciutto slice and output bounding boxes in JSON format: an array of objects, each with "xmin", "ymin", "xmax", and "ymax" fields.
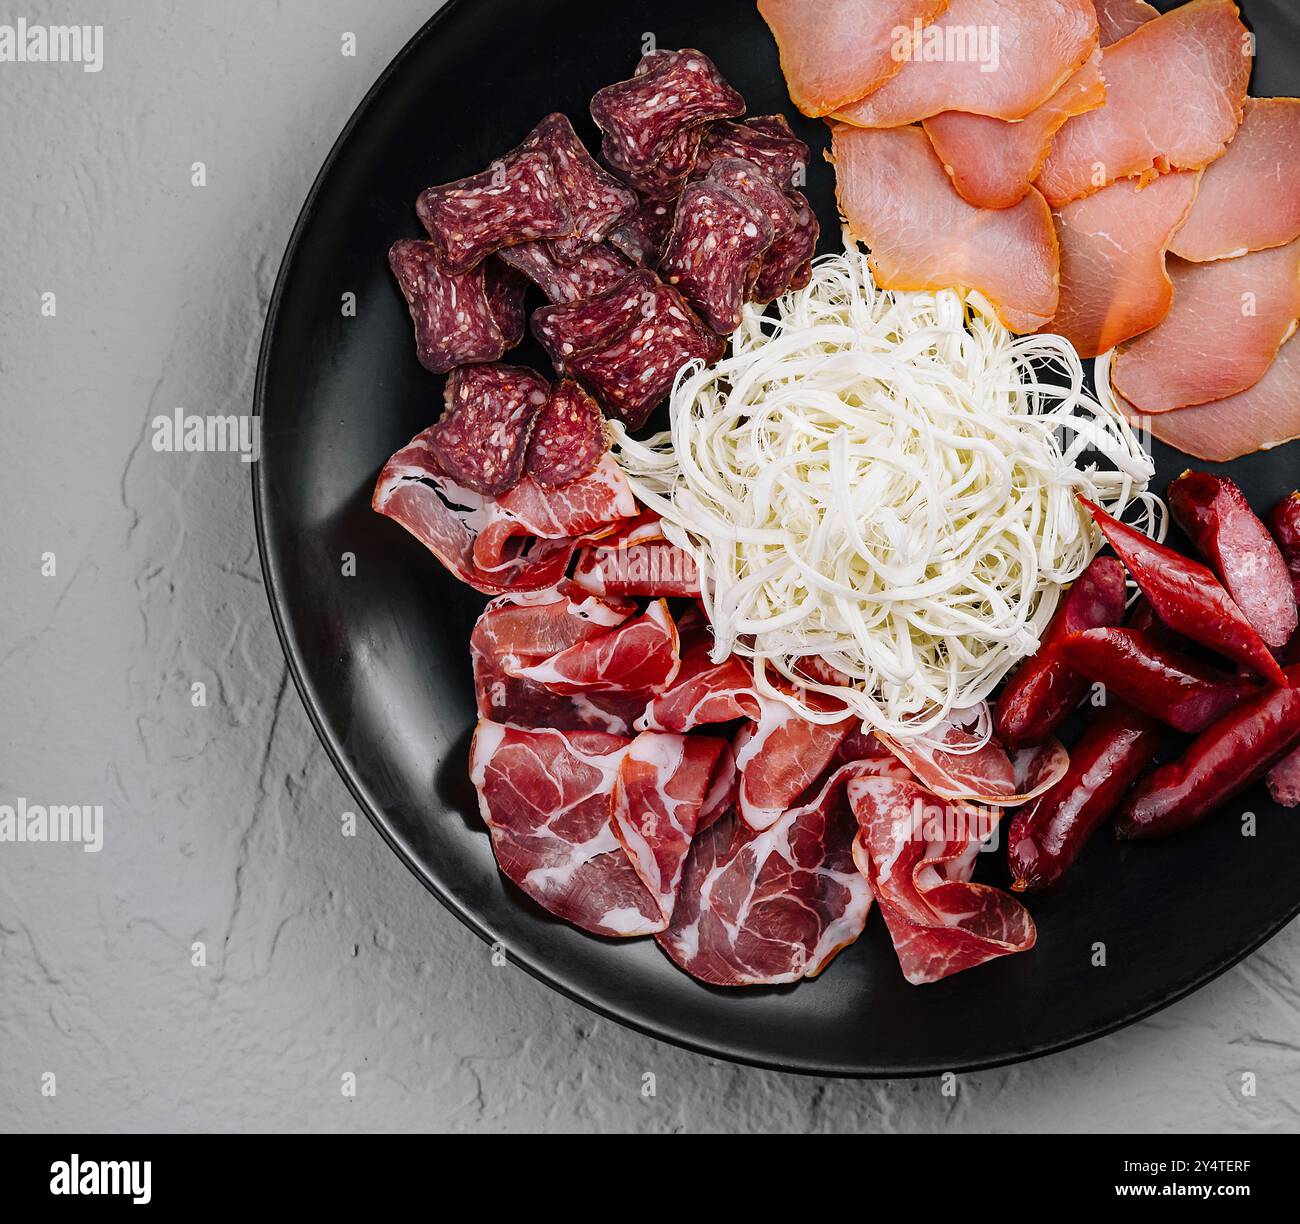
[
  {"xmin": 657, "ymin": 768, "xmax": 874, "ymax": 986},
  {"xmin": 835, "ymin": 0, "xmax": 1098, "ymax": 127},
  {"xmin": 469, "ymin": 723, "xmax": 663, "ymax": 936},
  {"xmin": 1111, "ymin": 239, "xmax": 1300, "ymax": 413},
  {"xmin": 572, "ymin": 516, "xmax": 701, "ymax": 598},
  {"xmin": 848, "ymin": 774, "xmax": 1036, "ymax": 984},
  {"xmin": 1036, "ymin": 0, "xmax": 1250, "ymax": 207},
  {"xmin": 757, "ymin": 0, "xmax": 951, "ymax": 118},
  {"xmin": 1170, "ymin": 98, "xmax": 1300, "ymax": 263},
  {"xmin": 1114, "ymin": 330, "xmax": 1300, "ymax": 462},
  {"xmin": 1094, "ymin": 0, "xmax": 1158, "ymax": 46},
  {"xmin": 637, "ymin": 621, "xmax": 761, "ymax": 732},
  {"xmin": 832, "ymin": 123, "xmax": 1059, "ymax": 334},
  {"xmin": 922, "ymin": 47, "xmax": 1106, "ymax": 209},
  {"xmin": 611, "ymin": 733, "xmax": 731, "ymax": 923},
  {"xmin": 1047, "ymin": 170, "xmax": 1201, "ymax": 358}
]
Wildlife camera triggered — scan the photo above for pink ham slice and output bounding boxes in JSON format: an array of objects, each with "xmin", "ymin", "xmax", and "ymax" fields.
[
  {"xmin": 1114, "ymin": 330, "xmax": 1300, "ymax": 462},
  {"xmin": 1111, "ymin": 239, "xmax": 1300, "ymax": 412},
  {"xmin": 1170, "ymin": 98, "xmax": 1300, "ymax": 263},
  {"xmin": 636, "ymin": 626, "xmax": 761, "ymax": 733},
  {"xmin": 469, "ymin": 723, "xmax": 664, "ymax": 936},
  {"xmin": 835, "ymin": 0, "xmax": 1099, "ymax": 126},
  {"xmin": 1094, "ymin": 0, "xmax": 1158, "ymax": 46},
  {"xmin": 922, "ymin": 47, "xmax": 1106, "ymax": 209},
  {"xmin": 848, "ymin": 774, "xmax": 1036, "ymax": 984},
  {"xmin": 1047, "ymin": 170, "xmax": 1201, "ymax": 358},
  {"xmin": 611, "ymin": 733, "xmax": 732, "ymax": 924},
  {"xmin": 657, "ymin": 767, "xmax": 874, "ymax": 986},
  {"xmin": 1036, "ymin": 0, "xmax": 1250, "ymax": 208},
  {"xmin": 832, "ymin": 123, "xmax": 1059, "ymax": 333},
  {"xmin": 757, "ymin": 0, "xmax": 951, "ymax": 118}
]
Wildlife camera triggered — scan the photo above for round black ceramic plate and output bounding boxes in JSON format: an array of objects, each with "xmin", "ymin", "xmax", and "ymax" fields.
[{"xmin": 254, "ymin": 0, "xmax": 1300, "ymax": 1076}]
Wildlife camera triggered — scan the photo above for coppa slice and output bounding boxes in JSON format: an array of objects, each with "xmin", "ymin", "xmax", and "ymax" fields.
[
  {"xmin": 1036, "ymin": 0, "xmax": 1250, "ymax": 207},
  {"xmin": 757, "ymin": 0, "xmax": 951, "ymax": 118},
  {"xmin": 1115, "ymin": 332, "xmax": 1300, "ymax": 462},
  {"xmin": 921, "ymin": 47, "xmax": 1106, "ymax": 210},
  {"xmin": 1170, "ymin": 99, "xmax": 1300, "ymax": 262},
  {"xmin": 832, "ymin": 123, "xmax": 1059, "ymax": 334},
  {"xmin": 1047, "ymin": 171, "xmax": 1201, "ymax": 359},
  {"xmin": 834, "ymin": 0, "xmax": 1099, "ymax": 127}
]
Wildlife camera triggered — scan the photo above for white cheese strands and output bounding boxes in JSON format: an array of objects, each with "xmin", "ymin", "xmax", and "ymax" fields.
[{"xmin": 613, "ymin": 240, "xmax": 1163, "ymax": 740}]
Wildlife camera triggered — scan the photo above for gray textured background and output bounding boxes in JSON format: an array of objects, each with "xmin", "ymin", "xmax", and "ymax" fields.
[{"xmin": 1, "ymin": 0, "xmax": 1296, "ymax": 1134}]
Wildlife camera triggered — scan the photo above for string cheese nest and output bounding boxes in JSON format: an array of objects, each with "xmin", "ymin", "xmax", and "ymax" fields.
[{"xmin": 612, "ymin": 240, "xmax": 1164, "ymax": 740}]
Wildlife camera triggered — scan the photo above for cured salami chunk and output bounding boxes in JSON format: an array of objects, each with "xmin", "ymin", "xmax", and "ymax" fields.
[
  {"xmin": 694, "ymin": 115, "xmax": 810, "ymax": 190},
  {"xmin": 388, "ymin": 239, "xmax": 507, "ymax": 373},
  {"xmin": 608, "ymin": 125, "xmax": 705, "ymax": 201},
  {"xmin": 483, "ymin": 256, "xmax": 529, "ymax": 348},
  {"xmin": 532, "ymin": 269, "xmax": 661, "ymax": 374},
  {"xmin": 607, "ymin": 198, "xmax": 676, "ymax": 267},
  {"xmin": 659, "ymin": 180, "xmax": 775, "ymax": 333},
  {"xmin": 754, "ymin": 191, "xmax": 820, "ymax": 303},
  {"xmin": 416, "ymin": 148, "xmax": 572, "ymax": 274},
  {"xmin": 498, "ymin": 239, "xmax": 633, "ymax": 305},
  {"xmin": 521, "ymin": 112, "xmax": 637, "ymax": 258},
  {"xmin": 526, "ymin": 380, "xmax": 607, "ymax": 488},
  {"xmin": 704, "ymin": 158, "xmax": 799, "ymax": 251},
  {"xmin": 429, "ymin": 363, "xmax": 550, "ymax": 496}
]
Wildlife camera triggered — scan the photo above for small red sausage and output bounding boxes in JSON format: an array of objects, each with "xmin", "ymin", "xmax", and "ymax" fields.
[
  {"xmin": 993, "ymin": 556, "xmax": 1127, "ymax": 749},
  {"xmin": 1169, "ymin": 472, "xmax": 1298, "ymax": 650},
  {"xmin": 1115, "ymin": 665, "xmax": 1300, "ymax": 839},
  {"xmin": 1008, "ymin": 702, "xmax": 1163, "ymax": 892},
  {"xmin": 1268, "ymin": 492, "xmax": 1300, "ymax": 608}
]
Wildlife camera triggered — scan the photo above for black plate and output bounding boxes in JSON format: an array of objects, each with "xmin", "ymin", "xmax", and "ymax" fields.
[{"xmin": 254, "ymin": 0, "xmax": 1300, "ymax": 1076}]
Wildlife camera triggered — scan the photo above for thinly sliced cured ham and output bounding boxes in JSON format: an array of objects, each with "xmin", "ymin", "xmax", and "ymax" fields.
[
  {"xmin": 657, "ymin": 768, "xmax": 874, "ymax": 986},
  {"xmin": 922, "ymin": 48, "xmax": 1106, "ymax": 209},
  {"xmin": 1094, "ymin": 0, "xmax": 1158, "ymax": 46},
  {"xmin": 756, "ymin": 0, "xmax": 951, "ymax": 119},
  {"xmin": 848, "ymin": 774, "xmax": 1036, "ymax": 984},
  {"xmin": 572, "ymin": 540, "xmax": 701, "ymax": 599},
  {"xmin": 611, "ymin": 733, "xmax": 731, "ymax": 923},
  {"xmin": 1113, "ymin": 331, "xmax": 1300, "ymax": 462},
  {"xmin": 469, "ymin": 723, "xmax": 663, "ymax": 936},
  {"xmin": 1047, "ymin": 170, "xmax": 1201, "ymax": 358},
  {"xmin": 832, "ymin": 124, "xmax": 1059, "ymax": 334},
  {"xmin": 1169, "ymin": 98, "xmax": 1300, "ymax": 263},
  {"xmin": 834, "ymin": 0, "xmax": 1099, "ymax": 127},
  {"xmin": 1111, "ymin": 239, "xmax": 1300, "ymax": 413},
  {"xmin": 636, "ymin": 629, "xmax": 761, "ymax": 732},
  {"xmin": 1035, "ymin": 0, "xmax": 1250, "ymax": 207}
]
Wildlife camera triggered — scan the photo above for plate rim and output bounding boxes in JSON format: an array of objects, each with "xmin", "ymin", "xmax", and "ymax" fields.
[{"xmin": 250, "ymin": 0, "xmax": 1300, "ymax": 1078}]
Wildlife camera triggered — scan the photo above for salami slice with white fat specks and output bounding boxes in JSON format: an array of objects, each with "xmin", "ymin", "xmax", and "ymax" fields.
[
  {"xmin": 607, "ymin": 198, "xmax": 676, "ymax": 267},
  {"xmin": 521, "ymin": 113, "xmax": 637, "ymax": 261},
  {"xmin": 416, "ymin": 149, "xmax": 572, "ymax": 275},
  {"xmin": 525, "ymin": 380, "xmax": 607, "ymax": 488},
  {"xmin": 429, "ymin": 363, "xmax": 550, "ymax": 496},
  {"xmin": 694, "ymin": 116, "xmax": 810, "ymax": 190},
  {"xmin": 754, "ymin": 191, "xmax": 820, "ymax": 303},
  {"xmin": 659, "ymin": 180, "xmax": 775, "ymax": 334},
  {"xmin": 704, "ymin": 158, "xmax": 800, "ymax": 291},
  {"xmin": 604, "ymin": 124, "xmax": 704, "ymax": 201},
  {"xmin": 484, "ymin": 256, "xmax": 529, "ymax": 347},
  {"xmin": 498, "ymin": 240, "xmax": 633, "ymax": 305},
  {"xmin": 388, "ymin": 239, "xmax": 507, "ymax": 373},
  {"xmin": 532, "ymin": 270, "xmax": 662, "ymax": 374}
]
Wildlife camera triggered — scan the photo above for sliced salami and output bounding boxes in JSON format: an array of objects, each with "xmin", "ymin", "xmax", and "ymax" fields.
[
  {"xmin": 532, "ymin": 269, "xmax": 661, "ymax": 374},
  {"xmin": 606, "ymin": 124, "xmax": 705, "ymax": 201},
  {"xmin": 704, "ymin": 158, "xmax": 800, "ymax": 286},
  {"xmin": 521, "ymin": 112, "xmax": 637, "ymax": 258},
  {"xmin": 607, "ymin": 198, "xmax": 676, "ymax": 267},
  {"xmin": 754, "ymin": 191, "xmax": 820, "ymax": 303},
  {"xmin": 388, "ymin": 239, "xmax": 506, "ymax": 373},
  {"xmin": 416, "ymin": 148, "xmax": 572, "ymax": 274},
  {"xmin": 483, "ymin": 256, "xmax": 529, "ymax": 348},
  {"xmin": 526, "ymin": 380, "xmax": 607, "ymax": 488},
  {"xmin": 659, "ymin": 180, "xmax": 775, "ymax": 333},
  {"xmin": 498, "ymin": 239, "xmax": 633, "ymax": 305},
  {"xmin": 694, "ymin": 115, "xmax": 810, "ymax": 190},
  {"xmin": 428, "ymin": 363, "xmax": 550, "ymax": 496}
]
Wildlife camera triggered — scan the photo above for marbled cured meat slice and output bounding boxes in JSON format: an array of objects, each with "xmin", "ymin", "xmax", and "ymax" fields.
[
  {"xmin": 524, "ymin": 380, "xmax": 606, "ymax": 489},
  {"xmin": 834, "ymin": 0, "xmax": 1099, "ymax": 127},
  {"xmin": 921, "ymin": 47, "xmax": 1106, "ymax": 210},
  {"xmin": 832, "ymin": 123, "xmax": 1059, "ymax": 334},
  {"xmin": 428, "ymin": 363, "xmax": 550, "ymax": 497},
  {"xmin": 533, "ymin": 271, "xmax": 660, "ymax": 375},
  {"xmin": 388, "ymin": 240, "xmax": 508, "ymax": 373},
  {"xmin": 469, "ymin": 723, "xmax": 663, "ymax": 936},
  {"xmin": 637, "ymin": 626, "xmax": 762, "ymax": 733},
  {"xmin": 607, "ymin": 199, "xmax": 676, "ymax": 267},
  {"xmin": 1113, "ymin": 331, "xmax": 1300, "ymax": 462},
  {"xmin": 484, "ymin": 256, "xmax": 528, "ymax": 348},
  {"xmin": 1169, "ymin": 99, "xmax": 1300, "ymax": 263},
  {"xmin": 657, "ymin": 767, "xmax": 873, "ymax": 986},
  {"xmin": 497, "ymin": 240, "xmax": 633, "ymax": 305},
  {"xmin": 757, "ymin": 0, "xmax": 950, "ymax": 119},
  {"xmin": 1112, "ymin": 239, "xmax": 1300, "ymax": 412},
  {"xmin": 693, "ymin": 116, "xmax": 810, "ymax": 190},
  {"xmin": 847, "ymin": 774, "xmax": 1036, "ymax": 984},
  {"xmin": 520, "ymin": 113, "xmax": 637, "ymax": 258},
  {"xmin": 753, "ymin": 191, "xmax": 820, "ymax": 303},
  {"xmin": 1036, "ymin": 0, "xmax": 1250, "ymax": 207},
  {"xmin": 416, "ymin": 149, "xmax": 572, "ymax": 274},
  {"xmin": 659, "ymin": 180, "xmax": 775, "ymax": 333},
  {"xmin": 1094, "ymin": 0, "xmax": 1158, "ymax": 45},
  {"xmin": 611, "ymin": 733, "xmax": 732, "ymax": 923},
  {"xmin": 1047, "ymin": 170, "xmax": 1201, "ymax": 359},
  {"xmin": 573, "ymin": 539, "xmax": 701, "ymax": 599}
]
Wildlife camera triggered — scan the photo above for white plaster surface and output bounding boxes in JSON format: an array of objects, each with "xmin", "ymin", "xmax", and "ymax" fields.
[{"xmin": 0, "ymin": 0, "xmax": 1297, "ymax": 1134}]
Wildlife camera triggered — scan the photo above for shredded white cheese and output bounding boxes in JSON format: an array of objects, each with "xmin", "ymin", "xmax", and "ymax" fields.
[{"xmin": 612, "ymin": 239, "xmax": 1163, "ymax": 739}]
